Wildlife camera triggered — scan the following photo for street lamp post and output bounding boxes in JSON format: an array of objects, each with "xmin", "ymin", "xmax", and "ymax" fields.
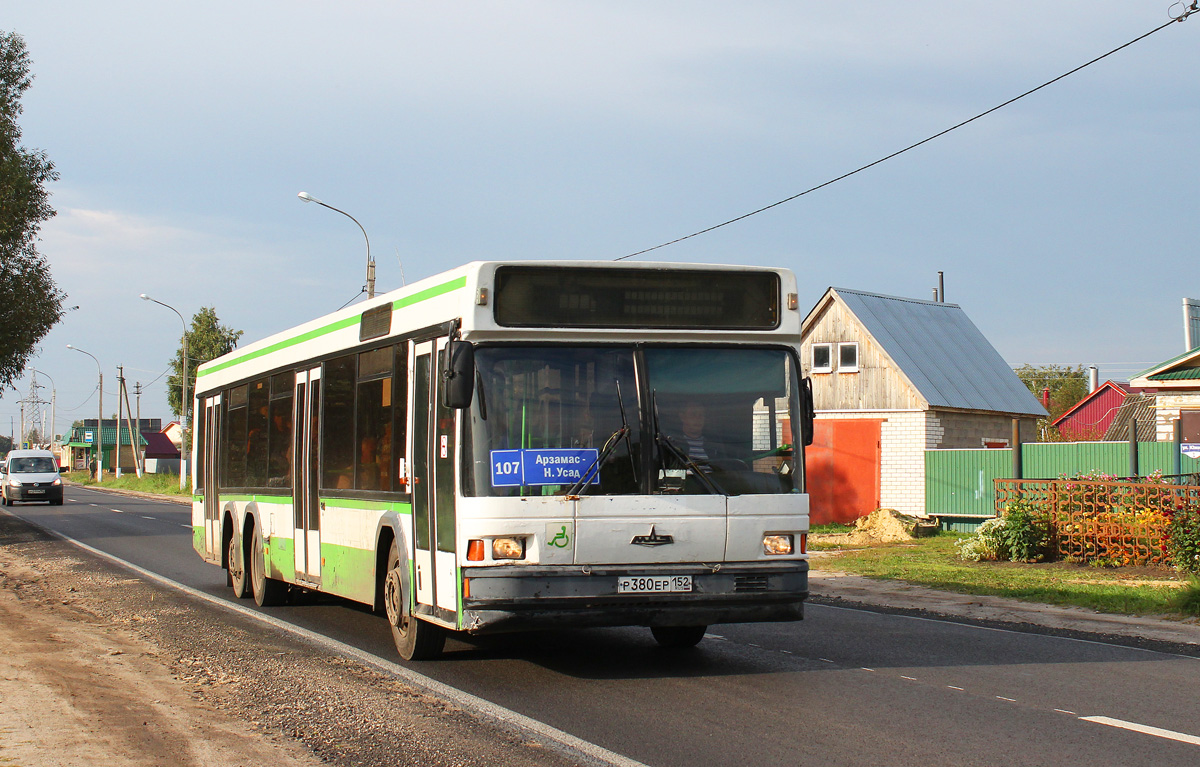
[
  {"xmin": 297, "ymin": 191, "xmax": 375, "ymax": 299},
  {"xmin": 140, "ymin": 294, "xmax": 189, "ymax": 491},
  {"xmin": 66, "ymin": 345, "xmax": 102, "ymax": 480}
]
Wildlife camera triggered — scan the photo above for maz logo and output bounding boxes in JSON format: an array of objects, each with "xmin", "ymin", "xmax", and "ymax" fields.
[{"xmin": 631, "ymin": 526, "xmax": 674, "ymax": 547}]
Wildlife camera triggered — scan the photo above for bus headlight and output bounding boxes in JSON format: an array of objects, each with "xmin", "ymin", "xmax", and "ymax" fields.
[
  {"xmin": 763, "ymin": 534, "xmax": 794, "ymax": 556},
  {"xmin": 491, "ymin": 537, "xmax": 526, "ymax": 560}
]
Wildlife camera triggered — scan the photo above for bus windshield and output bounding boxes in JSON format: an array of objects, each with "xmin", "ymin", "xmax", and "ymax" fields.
[{"xmin": 463, "ymin": 345, "xmax": 803, "ymax": 497}]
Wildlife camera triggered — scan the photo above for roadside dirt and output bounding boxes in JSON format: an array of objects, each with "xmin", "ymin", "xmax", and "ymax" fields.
[{"xmin": 0, "ymin": 513, "xmax": 579, "ymax": 767}]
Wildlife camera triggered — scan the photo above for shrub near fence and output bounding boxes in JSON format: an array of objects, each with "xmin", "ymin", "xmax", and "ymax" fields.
[{"xmin": 994, "ymin": 476, "xmax": 1200, "ymax": 567}]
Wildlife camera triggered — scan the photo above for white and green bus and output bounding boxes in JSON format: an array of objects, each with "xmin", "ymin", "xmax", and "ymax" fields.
[{"xmin": 192, "ymin": 261, "xmax": 814, "ymax": 660}]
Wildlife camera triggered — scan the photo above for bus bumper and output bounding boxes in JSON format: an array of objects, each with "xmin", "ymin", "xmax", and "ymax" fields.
[{"xmin": 460, "ymin": 560, "xmax": 808, "ymax": 635}]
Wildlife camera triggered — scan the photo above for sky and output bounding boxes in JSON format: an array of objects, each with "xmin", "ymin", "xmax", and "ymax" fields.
[{"xmin": 3, "ymin": 1, "xmax": 1199, "ymax": 441}]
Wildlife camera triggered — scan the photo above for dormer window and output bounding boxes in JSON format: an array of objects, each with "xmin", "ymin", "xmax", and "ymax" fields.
[
  {"xmin": 838, "ymin": 342, "xmax": 859, "ymax": 373},
  {"xmin": 812, "ymin": 343, "xmax": 832, "ymax": 373}
]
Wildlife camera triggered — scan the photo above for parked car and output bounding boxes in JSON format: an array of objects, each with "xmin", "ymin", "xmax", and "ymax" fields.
[{"xmin": 2, "ymin": 448, "xmax": 64, "ymax": 505}]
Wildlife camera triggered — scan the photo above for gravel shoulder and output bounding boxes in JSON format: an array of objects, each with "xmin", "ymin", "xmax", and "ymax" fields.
[{"xmin": 0, "ymin": 511, "xmax": 577, "ymax": 767}]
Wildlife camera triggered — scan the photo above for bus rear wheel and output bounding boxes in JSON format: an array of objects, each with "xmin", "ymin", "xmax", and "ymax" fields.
[
  {"xmin": 384, "ymin": 542, "xmax": 444, "ymax": 661},
  {"xmin": 228, "ymin": 531, "xmax": 249, "ymax": 599},
  {"xmin": 651, "ymin": 625, "xmax": 707, "ymax": 649},
  {"xmin": 251, "ymin": 519, "xmax": 287, "ymax": 607}
]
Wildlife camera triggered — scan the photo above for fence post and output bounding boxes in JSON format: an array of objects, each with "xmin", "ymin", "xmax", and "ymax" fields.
[
  {"xmin": 1175, "ymin": 418, "xmax": 1183, "ymax": 476},
  {"xmin": 1011, "ymin": 418, "xmax": 1022, "ymax": 479},
  {"xmin": 1129, "ymin": 418, "xmax": 1139, "ymax": 478}
]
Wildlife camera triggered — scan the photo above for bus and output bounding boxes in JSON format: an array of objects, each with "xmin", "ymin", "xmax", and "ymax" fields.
[{"xmin": 192, "ymin": 261, "xmax": 814, "ymax": 660}]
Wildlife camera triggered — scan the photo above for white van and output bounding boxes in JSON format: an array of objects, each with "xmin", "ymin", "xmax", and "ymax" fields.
[{"xmin": 2, "ymin": 449, "xmax": 64, "ymax": 506}]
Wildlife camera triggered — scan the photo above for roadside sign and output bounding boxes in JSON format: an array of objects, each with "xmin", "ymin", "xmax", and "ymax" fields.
[{"xmin": 84, "ymin": 431, "xmax": 93, "ymax": 443}]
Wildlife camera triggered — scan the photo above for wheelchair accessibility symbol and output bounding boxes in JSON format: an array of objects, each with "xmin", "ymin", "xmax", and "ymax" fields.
[{"xmin": 547, "ymin": 524, "xmax": 572, "ymax": 549}]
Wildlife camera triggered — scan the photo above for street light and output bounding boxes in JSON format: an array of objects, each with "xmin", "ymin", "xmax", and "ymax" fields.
[
  {"xmin": 297, "ymin": 191, "xmax": 375, "ymax": 299},
  {"xmin": 141, "ymin": 293, "xmax": 189, "ymax": 491},
  {"xmin": 66, "ymin": 345, "xmax": 103, "ymax": 480}
]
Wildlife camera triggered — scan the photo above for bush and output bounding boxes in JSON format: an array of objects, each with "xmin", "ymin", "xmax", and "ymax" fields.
[
  {"xmin": 1001, "ymin": 499, "xmax": 1053, "ymax": 563},
  {"xmin": 955, "ymin": 517, "xmax": 1008, "ymax": 562},
  {"xmin": 1166, "ymin": 508, "xmax": 1200, "ymax": 576}
]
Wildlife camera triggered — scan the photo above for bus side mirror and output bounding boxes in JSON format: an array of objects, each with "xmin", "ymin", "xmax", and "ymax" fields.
[
  {"xmin": 801, "ymin": 377, "xmax": 815, "ymax": 446},
  {"xmin": 442, "ymin": 340, "xmax": 475, "ymax": 409}
]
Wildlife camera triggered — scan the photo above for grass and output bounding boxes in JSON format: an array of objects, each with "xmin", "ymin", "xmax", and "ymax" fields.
[
  {"xmin": 64, "ymin": 470, "xmax": 191, "ymax": 497},
  {"xmin": 817, "ymin": 532, "xmax": 1197, "ymax": 617}
]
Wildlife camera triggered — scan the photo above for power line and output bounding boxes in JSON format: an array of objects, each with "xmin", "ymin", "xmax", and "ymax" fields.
[{"xmin": 616, "ymin": 8, "xmax": 1195, "ymax": 261}]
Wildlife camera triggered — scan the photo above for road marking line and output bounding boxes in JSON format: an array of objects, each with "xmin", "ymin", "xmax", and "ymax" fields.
[
  {"xmin": 819, "ymin": 658, "xmax": 835, "ymax": 663},
  {"xmin": 996, "ymin": 696, "xmax": 1017, "ymax": 702},
  {"xmin": 110, "ymin": 508, "xmax": 123, "ymax": 513},
  {"xmin": 1054, "ymin": 709, "xmax": 1077, "ymax": 715},
  {"xmin": 900, "ymin": 676, "xmax": 917, "ymax": 681},
  {"xmin": 141, "ymin": 516, "xmax": 155, "ymax": 520},
  {"xmin": 861, "ymin": 667, "xmax": 875, "ymax": 672},
  {"xmin": 947, "ymin": 686, "xmax": 964, "ymax": 691},
  {"xmin": 14, "ymin": 522, "xmax": 653, "ymax": 767},
  {"xmin": 179, "ymin": 524, "xmax": 191, "ymax": 530},
  {"xmin": 1081, "ymin": 716, "xmax": 1200, "ymax": 746}
]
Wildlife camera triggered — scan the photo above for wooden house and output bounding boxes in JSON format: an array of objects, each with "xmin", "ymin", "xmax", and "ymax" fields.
[
  {"xmin": 801, "ymin": 288, "xmax": 1045, "ymax": 524},
  {"xmin": 1130, "ymin": 348, "xmax": 1200, "ymax": 441}
]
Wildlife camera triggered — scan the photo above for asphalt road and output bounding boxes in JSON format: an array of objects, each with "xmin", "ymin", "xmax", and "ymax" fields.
[{"xmin": 9, "ymin": 486, "xmax": 1200, "ymax": 767}]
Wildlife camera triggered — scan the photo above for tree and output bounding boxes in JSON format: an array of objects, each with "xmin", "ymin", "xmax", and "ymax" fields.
[
  {"xmin": 0, "ymin": 31, "xmax": 63, "ymax": 394},
  {"xmin": 167, "ymin": 307, "xmax": 243, "ymax": 424},
  {"xmin": 1014, "ymin": 364, "xmax": 1090, "ymax": 441}
]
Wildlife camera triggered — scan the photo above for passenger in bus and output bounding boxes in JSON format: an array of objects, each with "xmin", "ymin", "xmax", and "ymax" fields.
[
  {"xmin": 376, "ymin": 421, "xmax": 392, "ymax": 490},
  {"xmin": 358, "ymin": 432, "xmax": 380, "ymax": 490}
]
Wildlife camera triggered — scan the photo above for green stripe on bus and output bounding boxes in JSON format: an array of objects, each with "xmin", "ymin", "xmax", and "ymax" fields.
[
  {"xmin": 320, "ymin": 497, "xmax": 413, "ymax": 513},
  {"xmin": 196, "ymin": 275, "xmax": 467, "ymax": 378},
  {"xmin": 320, "ymin": 541, "xmax": 379, "ymax": 605}
]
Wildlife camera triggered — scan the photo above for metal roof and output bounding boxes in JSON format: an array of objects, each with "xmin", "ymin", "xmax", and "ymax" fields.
[{"xmin": 828, "ymin": 288, "xmax": 1047, "ymax": 417}]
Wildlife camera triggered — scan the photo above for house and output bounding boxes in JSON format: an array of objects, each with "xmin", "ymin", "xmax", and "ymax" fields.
[
  {"xmin": 1130, "ymin": 347, "xmax": 1200, "ymax": 441},
  {"xmin": 1052, "ymin": 380, "xmax": 1144, "ymax": 441},
  {"xmin": 801, "ymin": 287, "xmax": 1045, "ymax": 523},
  {"xmin": 62, "ymin": 423, "xmax": 148, "ymax": 472},
  {"xmin": 141, "ymin": 430, "xmax": 182, "ymax": 475}
]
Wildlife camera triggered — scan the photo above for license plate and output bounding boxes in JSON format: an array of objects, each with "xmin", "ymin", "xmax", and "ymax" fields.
[
  {"xmin": 27, "ymin": 489, "xmax": 45, "ymax": 495},
  {"xmin": 617, "ymin": 575, "xmax": 693, "ymax": 594}
]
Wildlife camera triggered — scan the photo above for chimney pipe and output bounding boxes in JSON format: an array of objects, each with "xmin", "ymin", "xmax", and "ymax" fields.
[
  {"xmin": 1088, "ymin": 366, "xmax": 1099, "ymax": 393},
  {"xmin": 938, "ymin": 271, "xmax": 945, "ymax": 303}
]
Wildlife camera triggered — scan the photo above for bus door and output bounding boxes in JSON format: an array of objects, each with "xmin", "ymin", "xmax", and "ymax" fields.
[
  {"xmin": 293, "ymin": 367, "xmax": 322, "ymax": 583},
  {"xmin": 202, "ymin": 394, "xmax": 222, "ymax": 559},
  {"xmin": 411, "ymin": 339, "xmax": 458, "ymax": 618}
]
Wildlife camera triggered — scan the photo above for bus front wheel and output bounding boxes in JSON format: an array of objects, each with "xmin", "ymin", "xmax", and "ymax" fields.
[
  {"xmin": 651, "ymin": 625, "xmax": 707, "ymax": 649},
  {"xmin": 384, "ymin": 542, "xmax": 444, "ymax": 661}
]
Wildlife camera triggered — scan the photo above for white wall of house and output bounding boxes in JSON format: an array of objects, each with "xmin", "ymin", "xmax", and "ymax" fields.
[{"xmin": 1152, "ymin": 393, "xmax": 1200, "ymax": 441}]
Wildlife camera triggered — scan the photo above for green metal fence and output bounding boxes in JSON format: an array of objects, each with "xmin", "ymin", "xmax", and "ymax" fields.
[{"xmin": 926, "ymin": 442, "xmax": 1200, "ymax": 529}]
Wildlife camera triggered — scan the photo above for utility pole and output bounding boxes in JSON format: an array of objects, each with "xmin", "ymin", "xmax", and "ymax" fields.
[
  {"xmin": 119, "ymin": 369, "xmax": 143, "ymax": 478},
  {"xmin": 115, "ymin": 366, "xmax": 124, "ymax": 478}
]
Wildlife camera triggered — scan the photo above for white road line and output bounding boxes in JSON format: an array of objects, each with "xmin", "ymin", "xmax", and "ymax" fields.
[
  {"xmin": 1081, "ymin": 716, "xmax": 1200, "ymax": 746},
  {"xmin": 179, "ymin": 524, "xmax": 191, "ymax": 530},
  {"xmin": 110, "ymin": 508, "xmax": 123, "ymax": 513},
  {"xmin": 947, "ymin": 686, "xmax": 964, "ymax": 691},
  {"xmin": 900, "ymin": 676, "xmax": 917, "ymax": 681},
  {"xmin": 17, "ymin": 522, "xmax": 653, "ymax": 767},
  {"xmin": 861, "ymin": 667, "xmax": 875, "ymax": 672},
  {"xmin": 1054, "ymin": 709, "xmax": 1077, "ymax": 715},
  {"xmin": 141, "ymin": 516, "xmax": 155, "ymax": 520},
  {"xmin": 996, "ymin": 696, "xmax": 1017, "ymax": 702}
]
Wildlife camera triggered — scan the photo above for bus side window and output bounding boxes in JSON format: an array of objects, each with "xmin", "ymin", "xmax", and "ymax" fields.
[{"xmin": 322, "ymin": 355, "xmax": 357, "ymax": 490}]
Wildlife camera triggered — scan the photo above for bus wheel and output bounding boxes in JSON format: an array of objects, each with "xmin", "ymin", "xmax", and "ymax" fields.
[
  {"xmin": 384, "ymin": 542, "xmax": 444, "ymax": 661},
  {"xmin": 651, "ymin": 625, "xmax": 707, "ymax": 649},
  {"xmin": 228, "ymin": 531, "xmax": 249, "ymax": 599},
  {"xmin": 251, "ymin": 519, "xmax": 287, "ymax": 607}
]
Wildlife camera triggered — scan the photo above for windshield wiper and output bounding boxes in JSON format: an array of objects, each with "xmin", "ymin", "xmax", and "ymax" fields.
[
  {"xmin": 650, "ymin": 390, "xmax": 724, "ymax": 496},
  {"xmin": 565, "ymin": 379, "xmax": 637, "ymax": 496}
]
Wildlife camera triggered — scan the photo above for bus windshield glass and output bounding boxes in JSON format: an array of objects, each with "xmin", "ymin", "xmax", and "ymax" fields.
[{"xmin": 463, "ymin": 345, "xmax": 802, "ymax": 497}]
